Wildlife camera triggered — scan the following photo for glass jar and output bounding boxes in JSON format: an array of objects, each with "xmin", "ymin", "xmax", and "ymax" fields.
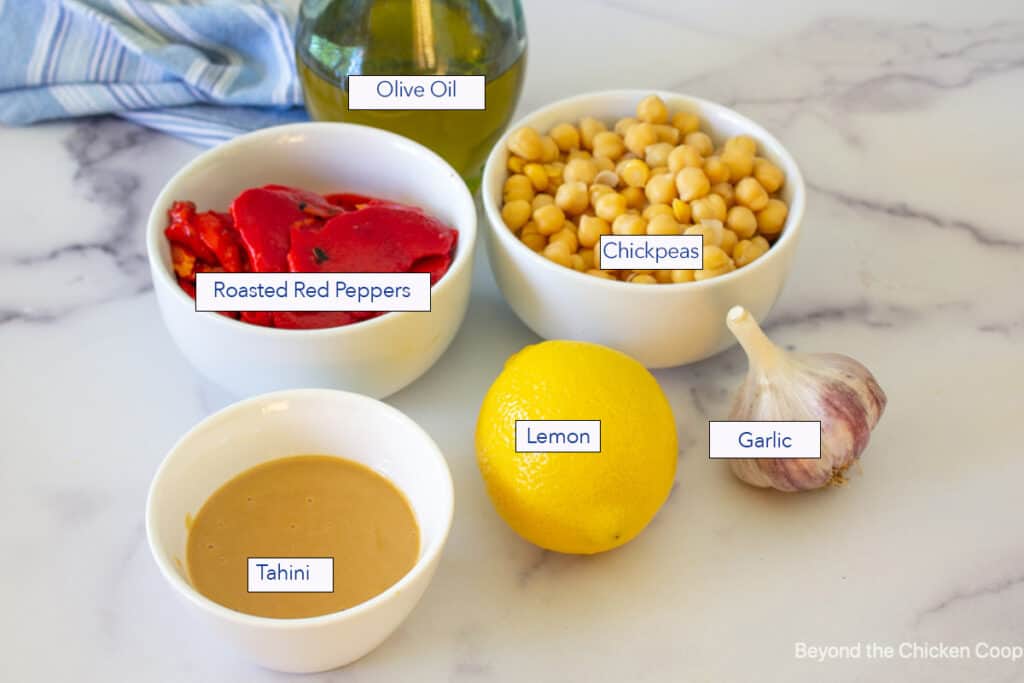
[{"xmin": 296, "ymin": 0, "xmax": 527, "ymax": 187}]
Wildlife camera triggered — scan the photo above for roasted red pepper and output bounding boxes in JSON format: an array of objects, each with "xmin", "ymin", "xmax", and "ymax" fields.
[
  {"xmin": 195, "ymin": 210, "xmax": 245, "ymax": 272},
  {"xmin": 287, "ymin": 204, "xmax": 457, "ymax": 273},
  {"xmin": 165, "ymin": 201, "xmax": 218, "ymax": 263},
  {"xmin": 263, "ymin": 184, "xmax": 343, "ymax": 218},
  {"xmin": 231, "ymin": 188, "xmax": 307, "ymax": 272},
  {"xmin": 409, "ymin": 253, "xmax": 453, "ymax": 285},
  {"xmin": 323, "ymin": 192, "xmax": 375, "ymax": 211},
  {"xmin": 170, "ymin": 244, "xmax": 198, "ymax": 280}
]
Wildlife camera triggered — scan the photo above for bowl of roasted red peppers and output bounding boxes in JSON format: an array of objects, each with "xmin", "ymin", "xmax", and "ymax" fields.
[
  {"xmin": 147, "ymin": 122, "xmax": 477, "ymax": 398},
  {"xmin": 165, "ymin": 184, "xmax": 459, "ymax": 329}
]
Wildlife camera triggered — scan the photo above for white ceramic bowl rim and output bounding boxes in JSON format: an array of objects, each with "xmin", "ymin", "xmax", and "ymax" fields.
[
  {"xmin": 146, "ymin": 121, "xmax": 476, "ymax": 337},
  {"xmin": 144, "ymin": 388, "xmax": 455, "ymax": 630},
  {"xmin": 482, "ymin": 89, "xmax": 806, "ymax": 292}
]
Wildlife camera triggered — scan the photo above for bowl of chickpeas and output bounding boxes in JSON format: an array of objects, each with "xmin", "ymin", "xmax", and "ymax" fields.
[{"xmin": 481, "ymin": 90, "xmax": 806, "ymax": 367}]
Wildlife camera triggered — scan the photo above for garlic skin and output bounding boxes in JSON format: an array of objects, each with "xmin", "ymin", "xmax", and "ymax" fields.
[{"xmin": 725, "ymin": 306, "xmax": 887, "ymax": 492}]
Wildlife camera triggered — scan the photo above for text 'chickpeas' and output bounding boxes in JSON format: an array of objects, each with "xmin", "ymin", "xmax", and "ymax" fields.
[{"xmin": 500, "ymin": 95, "xmax": 790, "ymax": 283}]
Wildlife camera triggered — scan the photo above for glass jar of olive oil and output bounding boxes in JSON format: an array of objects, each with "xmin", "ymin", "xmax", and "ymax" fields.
[{"xmin": 296, "ymin": 0, "xmax": 527, "ymax": 187}]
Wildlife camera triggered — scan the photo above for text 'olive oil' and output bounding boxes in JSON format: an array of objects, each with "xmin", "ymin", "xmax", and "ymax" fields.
[{"xmin": 296, "ymin": 0, "xmax": 527, "ymax": 186}]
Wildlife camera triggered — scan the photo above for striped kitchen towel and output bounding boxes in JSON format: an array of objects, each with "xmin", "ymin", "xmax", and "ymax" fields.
[{"xmin": 0, "ymin": 0, "xmax": 307, "ymax": 146}]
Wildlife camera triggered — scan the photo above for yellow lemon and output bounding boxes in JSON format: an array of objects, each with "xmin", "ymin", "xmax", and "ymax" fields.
[{"xmin": 475, "ymin": 340, "xmax": 677, "ymax": 554}]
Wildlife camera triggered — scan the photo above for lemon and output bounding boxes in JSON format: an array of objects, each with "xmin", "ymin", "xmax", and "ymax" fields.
[{"xmin": 475, "ymin": 340, "xmax": 677, "ymax": 554}]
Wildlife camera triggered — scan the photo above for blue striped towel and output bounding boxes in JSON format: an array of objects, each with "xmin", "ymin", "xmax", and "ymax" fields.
[{"xmin": 0, "ymin": 0, "xmax": 307, "ymax": 146}]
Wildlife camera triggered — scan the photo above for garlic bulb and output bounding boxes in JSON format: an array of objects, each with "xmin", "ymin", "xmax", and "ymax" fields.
[{"xmin": 725, "ymin": 306, "xmax": 887, "ymax": 492}]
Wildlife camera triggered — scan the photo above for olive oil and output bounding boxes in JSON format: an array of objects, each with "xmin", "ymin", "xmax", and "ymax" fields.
[{"xmin": 296, "ymin": 0, "xmax": 527, "ymax": 186}]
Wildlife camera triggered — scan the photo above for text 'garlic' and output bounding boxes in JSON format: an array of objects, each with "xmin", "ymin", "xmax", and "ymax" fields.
[{"xmin": 725, "ymin": 306, "xmax": 887, "ymax": 492}]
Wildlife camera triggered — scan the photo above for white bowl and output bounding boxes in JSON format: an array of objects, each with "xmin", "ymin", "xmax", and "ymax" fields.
[
  {"xmin": 145, "ymin": 389, "xmax": 454, "ymax": 673},
  {"xmin": 481, "ymin": 90, "xmax": 806, "ymax": 368},
  {"xmin": 146, "ymin": 122, "xmax": 477, "ymax": 398}
]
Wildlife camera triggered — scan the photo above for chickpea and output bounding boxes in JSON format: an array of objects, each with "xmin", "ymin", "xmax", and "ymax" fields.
[
  {"xmin": 655, "ymin": 270, "xmax": 674, "ymax": 284},
  {"xmin": 629, "ymin": 273, "xmax": 658, "ymax": 284},
  {"xmin": 540, "ymin": 136, "xmax": 560, "ymax": 162},
  {"xmin": 720, "ymin": 228, "xmax": 739, "ymax": 257},
  {"xmin": 621, "ymin": 186, "xmax": 646, "ymax": 209},
  {"xmin": 589, "ymin": 183, "xmax": 615, "ymax": 206},
  {"xmin": 614, "ymin": 117, "xmax": 639, "ymax": 136},
  {"xmin": 533, "ymin": 204, "xmax": 565, "ymax": 235},
  {"xmin": 543, "ymin": 240, "xmax": 573, "ymax": 268},
  {"xmin": 670, "ymin": 269, "xmax": 695, "ymax": 283},
  {"xmin": 521, "ymin": 232, "xmax": 546, "ymax": 252},
  {"xmin": 676, "ymin": 167, "xmax": 711, "ymax": 201},
  {"xmin": 645, "ymin": 142, "xmax": 674, "ymax": 168},
  {"xmin": 595, "ymin": 192, "xmax": 628, "ymax": 222},
  {"xmin": 507, "ymin": 155, "xmax": 525, "ymax": 173},
  {"xmin": 685, "ymin": 221, "xmax": 724, "ymax": 247},
  {"xmin": 503, "ymin": 174, "xmax": 534, "ymax": 203},
  {"xmin": 684, "ymin": 131, "xmax": 714, "ymax": 156},
  {"xmin": 653, "ymin": 124, "xmax": 680, "ymax": 145},
  {"xmin": 580, "ymin": 248, "xmax": 596, "ymax": 271},
  {"xmin": 579, "ymin": 116, "xmax": 607, "ymax": 150},
  {"xmin": 520, "ymin": 221, "xmax": 540, "ymax": 237},
  {"xmin": 523, "ymin": 163, "xmax": 549, "ymax": 191},
  {"xmin": 612, "ymin": 214, "xmax": 647, "ymax": 236},
  {"xmin": 564, "ymin": 158, "xmax": 598, "ymax": 185},
  {"xmin": 550, "ymin": 123, "xmax": 580, "ymax": 152},
  {"xmin": 501, "ymin": 199, "xmax": 532, "ymax": 231},
  {"xmin": 644, "ymin": 174, "xmax": 677, "ymax": 204},
  {"xmin": 531, "ymin": 193, "xmax": 554, "ymax": 211},
  {"xmin": 637, "ymin": 95, "xmax": 669, "ymax": 124},
  {"xmin": 568, "ymin": 254, "xmax": 585, "ymax": 271},
  {"xmin": 550, "ymin": 227, "xmax": 579, "ymax": 253},
  {"xmin": 593, "ymin": 131, "xmax": 627, "ymax": 160},
  {"xmin": 733, "ymin": 238, "xmax": 768, "ymax": 267},
  {"xmin": 625, "ymin": 122, "xmax": 658, "ymax": 156},
  {"xmin": 708, "ymin": 194, "xmax": 728, "ymax": 221},
  {"xmin": 694, "ymin": 245, "xmax": 736, "ymax": 281},
  {"xmin": 671, "ymin": 111, "xmax": 700, "ymax": 135},
  {"xmin": 643, "ymin": 203, "xmax": 674, "ymax": 220},
  {"xmin": 721, "ymin": 148, "xmax": 753, "ymax": 180},
  {"xmin": 725, "ymin": 205, "xmax": 758, "ymax": 239},
  {"xmin": 593, "ymin": 156, "xmax": 616, "ymax": 173},
  {"xmin": 753, "ymin": 158, "xmax": 785, "ymax": 193},
  {"xmin": 710, "ymin": 182, "xmax": 735, "ymax": 206},
  {"xmin": 690, "ymin": 194, "xmax": 726, "ymax": 223},
  {"xmin": 586, "ymin": 269, "xmax": 616, "ymax": 280},
  {"xmin": 620, "ymin": 159, "xmax": 651, "ymax": 188},
  {"xmin": 756, "ymin": 198, "xmax": 788, "ymax": 237},
  {"xmin": 735, "ymin": 177, "xmax": 769, "ymax": 211},
  {"xmin": 567, "ymin": 149, "xmax": 592, "ymax": 161},
  {"xmin": 668, "ymin": 144, "xmax": 703, "ymax": 173},
  {"xmin": 507, "ymin": 126, "xmax": 544, "ymax": 161},
  {"xmin": 555, "ymin": 181, "xmax": 589, "ymax": 215},
  {"xmin": 647, "ymin": 214, "xmax": 682, "ymax": 235},
  {"xmin": 545, "ymin": 162, "xmax": 565, "ymax": 187},
  {"xmin": 703, "ymin": 156, "xmax": 731, "ymax": 184},
  {"xmin": 724, "ymin": 135, "xmax": 758, "ymax": 157},
  {"xmin": 671, "ymin": 198, "xmax": 692, "ymax": 224},
  {"xmin": 578, "ymin": 215, "xmax": 611, "ymax": 248}
]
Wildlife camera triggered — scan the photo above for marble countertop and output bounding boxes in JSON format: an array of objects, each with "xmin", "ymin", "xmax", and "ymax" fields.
[{"xmin": 2, "ymin": 1, "xmax": 1023, "ymax": 680}]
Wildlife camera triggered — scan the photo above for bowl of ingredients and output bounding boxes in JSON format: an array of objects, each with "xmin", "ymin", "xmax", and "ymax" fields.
[
  {"xmin": 146, "ymin": 122, "xmax": 477, "ymax": 398},
  {"xmin": 481, "ymin": 90, "xmax": 806, "ymax": 367},
  {"xmin": 146, "ymin": 389, "xmax": 454, "ymax": 673}
]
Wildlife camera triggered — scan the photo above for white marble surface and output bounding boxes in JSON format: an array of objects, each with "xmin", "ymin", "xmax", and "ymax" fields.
[{"xmin": 2, "ymin": 1, "xmax": 1023, "ymax": 680}]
